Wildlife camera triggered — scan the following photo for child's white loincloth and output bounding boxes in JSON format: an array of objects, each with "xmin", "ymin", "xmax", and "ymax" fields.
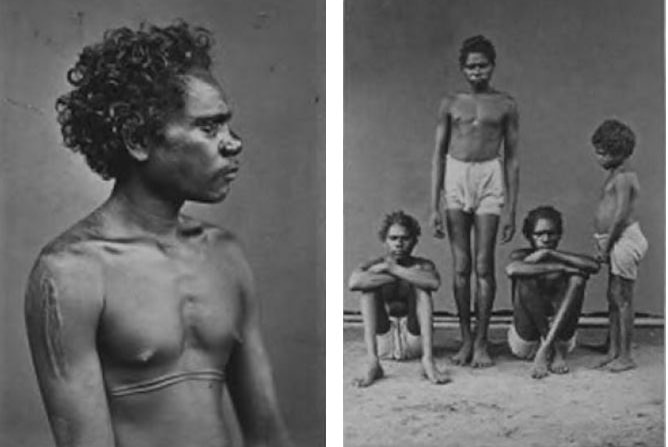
[
  {"xmin": 594, "ymin": 222, "xmax": 648, "ymax": 280},
  {"xmin": 377, "ymin": 317, "xmax": 422, "ymax": 360}
]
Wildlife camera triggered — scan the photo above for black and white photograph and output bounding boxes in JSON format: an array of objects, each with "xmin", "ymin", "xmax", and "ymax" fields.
[
  {"xmin": 343, "ymin": 1, "xmax": 664, "ymax": 446},
  {"xmin": 1, "ymin": 1, "xmax": 324, "ymax": 446}
]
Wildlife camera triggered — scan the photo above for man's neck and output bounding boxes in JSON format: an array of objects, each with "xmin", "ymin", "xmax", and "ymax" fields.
[{"xmin": 104, "ymin": 178, "xmax": 185, "ymax": 238}]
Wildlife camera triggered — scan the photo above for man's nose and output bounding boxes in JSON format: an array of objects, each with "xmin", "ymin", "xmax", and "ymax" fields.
[{"xmin": 220, "ymin": 129, "xmax": 243, "ymax": 157}]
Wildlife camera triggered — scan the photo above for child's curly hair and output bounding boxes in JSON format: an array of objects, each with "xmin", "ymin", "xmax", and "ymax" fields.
[
  {"xmin": 459, "ymin": 35, "xmax": 496, "ymax": 67},
  {"xmin": 56, "ymin": 20, "xmax": 213, "ymax": 180},
  {"xmin": 591, "ymin": 119, "xmax": 636, "ymax": 159},
  {"xmin": 378, "ymin": 211, "xmax": 422, "ymax": 241}
]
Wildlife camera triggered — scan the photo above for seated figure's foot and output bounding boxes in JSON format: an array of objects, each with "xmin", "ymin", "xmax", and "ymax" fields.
[
  {"xmin": 451, "ymin": 341, "xmax": 473, "ymax": 366},
  {"xmin": 352, "ymin": 360, "xmax": 384, "ymax": 388},
  {"xmin": 530, "ymin": 352, "xmax": 550, "ymax": 379},
  {"xmin": 421, "ymin": 356, "xmax": 451, "ymax": 385},
  {"xmin": 606, "ymin": 357, "xmax": 636, "ymax": 373},
  {"xmin": 471, "ymin": 343, "xmax": 494, "ymax": 369},
  {"xmin": 549, "ymin": 348, "xmax": 569, "ymax": 375}
]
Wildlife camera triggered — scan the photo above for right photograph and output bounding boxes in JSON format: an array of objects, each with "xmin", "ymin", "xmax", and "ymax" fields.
[{"xmin": 343, "ymin": 1, "xmax": 665, "ymax": 446}]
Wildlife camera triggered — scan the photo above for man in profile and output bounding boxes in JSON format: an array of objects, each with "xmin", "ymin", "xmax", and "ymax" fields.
[{"xmin": 24, "ymin": 21, "xmax": 292, "ymax": 447}]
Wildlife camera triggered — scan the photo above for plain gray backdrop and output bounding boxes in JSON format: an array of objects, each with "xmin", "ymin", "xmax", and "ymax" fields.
[
  {"xmin": 344, "ymin": 0, "xmax": 665, "ymax": 316},
  {"xmin": 0, "ymin": 0, "xmax": 324, "ymax": 446}
]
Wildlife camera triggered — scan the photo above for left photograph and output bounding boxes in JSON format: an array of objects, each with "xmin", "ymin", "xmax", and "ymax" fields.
[{"xmin": 1, "ymin": 1, "xmax": 324, "ymax": 447}]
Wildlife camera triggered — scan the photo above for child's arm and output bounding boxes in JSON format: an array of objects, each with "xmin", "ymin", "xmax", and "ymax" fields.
[
  {"xmin": 602, "ymin": 172, "xmax": 635, "ymax": 256},
  {"xmin": 430, "ymin": 97, "xmax": 452, "ymax": 238}
]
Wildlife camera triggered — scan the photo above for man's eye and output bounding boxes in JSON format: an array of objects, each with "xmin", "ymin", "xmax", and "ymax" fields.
[{"xmin": 200, "ymin": 123, "xmax": 219, "ymax": 135}]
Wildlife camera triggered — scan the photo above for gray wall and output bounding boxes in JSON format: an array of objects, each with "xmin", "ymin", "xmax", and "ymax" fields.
[
  {"xmin": 0, "ymin": 0, "xmax": 324, "ymax": 445},
  {"xmin": 345, "ymin": 0, "xmax": 664, "ymax": 315}
]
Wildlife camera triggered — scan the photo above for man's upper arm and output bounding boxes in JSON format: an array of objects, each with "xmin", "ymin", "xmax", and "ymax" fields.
[
  {"xmin": 224, "ymin": 240, "xmax": 291, "ymax": 446},
  {"xmin": 434, "ymin": 96, "xmax": 452, "ymax": 151},
  {"xmin": 504, "ymin": 97, "xmax": 519, "ymax": 149},
  {"xmin": 24, "ymin": 253, "xmax": 114, "ymax": 447}
]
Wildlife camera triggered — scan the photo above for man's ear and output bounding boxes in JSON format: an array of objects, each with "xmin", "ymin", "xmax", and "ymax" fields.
[{"xmin": 121, "ymin": 121, "xmax": 150, "ymax": 162}]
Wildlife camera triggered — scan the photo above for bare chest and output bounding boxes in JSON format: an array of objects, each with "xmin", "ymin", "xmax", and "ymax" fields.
[
  {"xmin": 450, "ymin": 96, "xmax": 507, "ymax": 130},
  {"xmin": 96, "ymin": 243, "xmax": 243, "ymax": 369}
]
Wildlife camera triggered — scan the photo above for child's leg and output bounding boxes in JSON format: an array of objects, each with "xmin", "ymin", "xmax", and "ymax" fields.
[
  {"xmin": 607, "ymin": 274, "xmax": 636, "ymax": 372},
  {"xmin": 597, "ymin": 271, "xmax": 621, "ymax": 368}
]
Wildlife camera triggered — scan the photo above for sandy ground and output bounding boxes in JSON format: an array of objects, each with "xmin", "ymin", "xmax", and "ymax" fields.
[{"xmin": 344, "ymin": 325, "xmax": 664, "ymax": 447}]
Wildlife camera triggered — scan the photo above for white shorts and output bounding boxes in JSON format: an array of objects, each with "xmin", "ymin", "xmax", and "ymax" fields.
[
  {"xmin": 594, "ymin": 222, "xmax": 648, "ymax": 280},
  {"xmin": 444, "ymin": 155, "xmax": 504, "ymax": 215},
  {"xmin": 377, "ymin": 317, "xmax": 422, "ymax": 361},
  {"xmin": 507, "ymin": 324, "xmax": 576, "ymax": 360}
]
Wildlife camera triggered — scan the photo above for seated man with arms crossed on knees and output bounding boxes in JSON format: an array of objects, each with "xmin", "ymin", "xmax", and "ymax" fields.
[
  {"xmin": 24, "ymin": 21, "xmax": 292, "ymax": 447},
  {"xmin": 506, "ymin": 206, "xmax": 600, "ymax": 379},
  {"xmin": 349, "ymin": 211, "xmax": 450, "ymax": 387}
]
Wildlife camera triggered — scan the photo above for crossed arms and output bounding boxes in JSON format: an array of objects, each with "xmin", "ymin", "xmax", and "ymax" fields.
[{"xmin": 348, "ymin": 256, "xmax": 441, "ymax": 293}]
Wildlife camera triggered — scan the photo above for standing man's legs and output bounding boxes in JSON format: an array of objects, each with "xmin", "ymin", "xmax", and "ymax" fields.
[
  {"xmin": 471, "ymin": 213, "xmax": 499, "ymax": 367},
  {"xmin": 354, "ymin": 291, "xmax": 390, "ymax": 387},
  {"xmin": 445, "ymin": 209, "xmax": 474, "ymax": 365},
  {"xmin": 597, "ymin": 268, "xmax": 621, "ymax": 368}
]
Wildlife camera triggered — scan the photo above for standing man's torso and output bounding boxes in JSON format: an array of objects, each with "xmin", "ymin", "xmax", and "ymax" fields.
[{"xmin": 444, "ymin": 91, "xmax": 515, "ymax": 162}]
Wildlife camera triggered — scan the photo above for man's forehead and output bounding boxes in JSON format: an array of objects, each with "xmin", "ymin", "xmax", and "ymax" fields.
[
  {"xmin": 181, "ymin": 73, "xmax": 230, "ymax": 117},
  {"xmin": 387, "ymin": 224, "xmax": 410, "ymax": 235}
]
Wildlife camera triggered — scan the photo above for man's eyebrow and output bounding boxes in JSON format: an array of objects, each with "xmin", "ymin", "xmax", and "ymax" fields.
[{"xmin": 192, "ymin": 112, "xmax": 232, "ymax": 125}]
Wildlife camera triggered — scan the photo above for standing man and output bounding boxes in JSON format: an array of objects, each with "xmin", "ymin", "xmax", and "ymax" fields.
[
  {"xmin": 349, "ymin": 211, "xmax": 449, "ymax": 387},
  {"xmin": 430, "ymin": 35, "xmax": 520, "ymax": 368},
  {"xmin": 25, "ymin": 22, "xmax": 292, "ymax": 447}
]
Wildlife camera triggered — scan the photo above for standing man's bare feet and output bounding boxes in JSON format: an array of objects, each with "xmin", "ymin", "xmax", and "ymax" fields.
[
  {"xmin": 606, "ymin": 357, "xmax": 636, "ymax": 373},
  {"xmin": 451, "ymin": 340, "xmax": 473, "ymax": 365},
  {"xmin": 470, "ymin": 343, "xmax": 494, "ymax": 368},
  {"xmin": 353, "ymin": 359, "xmax": 384, "ymax": 387},
  {"xmin": 530, "ymin": 351, "xmax": 550, "ymax": 379},
  {"xmin": 421, "ymin": 356, "xmax": 451, "ymax": 384}
]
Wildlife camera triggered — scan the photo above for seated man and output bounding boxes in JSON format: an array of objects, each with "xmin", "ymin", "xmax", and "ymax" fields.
[
  {"xmin": 349, "ymin": 211, "xmax": 450, "ymax": 387},
  {"xmin": 505, "ymin": 206, "xmax": 600, "ymax": 379}
]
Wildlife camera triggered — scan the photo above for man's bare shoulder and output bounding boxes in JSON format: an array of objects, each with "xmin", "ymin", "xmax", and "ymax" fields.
[
  {"xmin": 410, "ymin": 256, "xmax": 437, "ymax": 270},
  {"xmin": 38, "ymin": 213, "xmax": 108, "ymax": 269},
  {"xmin": 27, "ymin": 218, "xmax": 106, "ymax": 315}
]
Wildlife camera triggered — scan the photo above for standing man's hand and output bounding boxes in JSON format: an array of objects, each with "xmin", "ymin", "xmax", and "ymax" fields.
[
  {"xmin": 500, "ymin": 212, "xmax": 515, "ymax": 243},
  {"xmin": 430, "ymin": 210, "xmax": 445, "ymax": 239}
]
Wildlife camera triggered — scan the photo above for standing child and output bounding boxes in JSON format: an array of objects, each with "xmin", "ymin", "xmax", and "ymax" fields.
[{"xmin": 591, "ymin": 119, "xmax": 648, "ymax": 372}]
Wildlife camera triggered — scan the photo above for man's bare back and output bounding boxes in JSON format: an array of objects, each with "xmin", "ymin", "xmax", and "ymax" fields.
[
  {"xmin": 443, "ymin": 90, "xmax": 516, "ymax": 162},
  {"xmin": 26, "ymin": 204, "xmax": 251, "ymax": 446}
]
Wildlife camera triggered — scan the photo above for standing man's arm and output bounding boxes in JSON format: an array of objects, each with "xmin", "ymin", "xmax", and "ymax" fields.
[
  {"xmin": 226, "ymin": 244, "xmax": 293, "ymax": 447},
  {"xmin": 501, "ymin": 98, "xmax": 519, "ymax": 243},
  {"xmin": 24, "ymin": 255, "xmax": 115, "ymax": 447},
  {"xmin": 430, "ymin": 97, "xmax": 452, "ymax": 239}
]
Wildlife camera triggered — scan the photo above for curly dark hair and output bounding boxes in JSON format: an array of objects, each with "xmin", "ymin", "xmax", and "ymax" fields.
[
  {"xmin": 378, "ymin": 210, "xmax": 422, "ymax": 242},
  {"xmin": 56, "ymin": 21, "xmax": 213, "ymax": 180},
  {"xmin": 521, "ymin": 206, "xmax": 563, "ymax": 241},
  {"xmin": 591, "ymin": 119, "xmax": 636, "ymax": 159},
  {"xmin": 459, "ymin": 35, "xmax": 496, "ymax": 67}
]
